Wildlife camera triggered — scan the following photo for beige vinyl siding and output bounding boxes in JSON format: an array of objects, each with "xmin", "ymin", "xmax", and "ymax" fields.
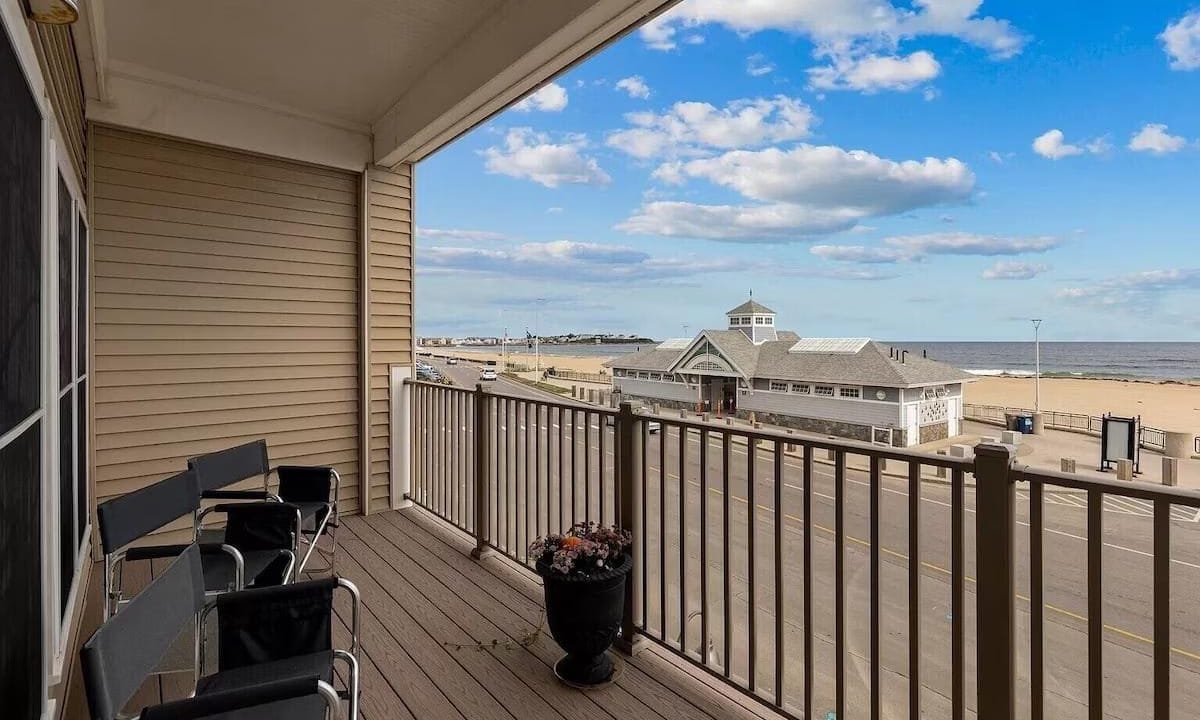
[
  {"xmin": 92, "ymin": 125, "xmax": 362, "ymax": 524},
  {"xmin": 366, "ymin": 165, "xmax": 414, "ymax": 511},
  {"xmin": 29, "ymin": 21, "xmax": 85, "ymax": 187}
]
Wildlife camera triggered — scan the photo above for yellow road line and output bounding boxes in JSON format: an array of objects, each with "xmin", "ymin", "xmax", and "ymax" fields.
[{"xmin": 667, "ymin": 473, "xmax": 1200, "ymax": 663}]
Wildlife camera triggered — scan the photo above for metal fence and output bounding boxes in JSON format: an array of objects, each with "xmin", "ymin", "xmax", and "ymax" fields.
[
  {"xmin": 408, "ymin": 380, "xmax": 1199, "ymax": 720},
  {"xmin": 546, "ymin": 367, "xmax": 611, "ymax": 385},
  {"xmin": 963, "ymin": 402, "xmax": 1168, "ymax": 452}
]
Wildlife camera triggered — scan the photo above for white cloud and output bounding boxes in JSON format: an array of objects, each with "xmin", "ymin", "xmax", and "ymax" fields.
[
  {"xmin": 606, "ymin": 96, "xmax": 816, "ymax": 159},
  {"xmin": 616, "ymin": 201, "xmax": 863, "ymax": 241},
  {"xmin": 1032, "ymin": 129, "xmax": 1107, "ymax": 160},
  {"xmin": 1059, "ymin": 269, "xmax": 1200, "ymax": 309},
  {"xmin": 619, "ymin": 145, "xmax": 975, "ymax": 242},
  {"xmin": 511, "ymin": 82, "xmax": 568, "ymax": 112},
  {"xmin": 419, "ymin": 240, "xmax": 745, "ymax": 283},
  {"xmin": 1128, "ymin": 123, "xmax": 1187, "ymax": 154},
  {"xmin": 663, "ymin": 144, "xmax": 974, "ymax": 211},
  {"xmin": 811, "ymin": 244, "xmax": 909, "ymax": 263},
  {"xmin": 808, "ymin": 50, "xmax": 941, "ymax": 92},
  {"xmin": 811, "ymin": 232, "xmax": 1061, "ymax": 263},
  {"xmin": 746, "ymin": 53, "xmax": 776, "ymax": 77},
  {"xmin": 639, "ymin": 0, "xmax": 1025, "ymax": 58},
  {"xmin": 416, "ymin": 228, "xmax": 506, "ymax": 242},
  {"xmin": 982, "ymin": 261, "xmax": 1049, "ymax": 279},
  {"xmin": 482, "ymin": 128, "xmax": 610, "ymax": 188},
  {"xmin": 545, "ymin": 207, "xmax": 564, "ymax": 215},
  {"xmin": 615, "ymin": 76, "xmax": 651, "ymax": 99},
  {"xmin": 1161, "ymin": 10, "xmax": 1200, "ymax": 70}
]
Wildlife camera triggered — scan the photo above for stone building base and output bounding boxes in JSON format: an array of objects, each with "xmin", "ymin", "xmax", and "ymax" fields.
[{"xmin": 919, "ymin": 422, "xmax": 950, "ymax": 444}]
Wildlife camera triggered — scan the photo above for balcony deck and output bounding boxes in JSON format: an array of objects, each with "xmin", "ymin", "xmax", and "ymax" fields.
[
  {"xmin": 64, "ymin": 505, "xmax": 781, "ymax": 720},
  {"xmin": 331, "ymin": 506, "xmax": 779, "ymax": 720}
]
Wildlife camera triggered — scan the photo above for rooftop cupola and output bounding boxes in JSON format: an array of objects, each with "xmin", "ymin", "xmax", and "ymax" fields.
[{"xmin": 726, "ymin": 298, "xmax": 777, "ymax": 344}]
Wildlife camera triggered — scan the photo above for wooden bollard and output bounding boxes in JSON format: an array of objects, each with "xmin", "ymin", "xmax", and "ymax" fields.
[
  {"xmin": 1061, "ymin": 458, "xmax": 1076, "ymax": 474},
  {"xmin": 1117, "ymin": 458, "xmax": 1133, "ymax": 481},
  {"xmin": 1163, "ymin": 457, "xmax": 1179, "ymax": 487}
]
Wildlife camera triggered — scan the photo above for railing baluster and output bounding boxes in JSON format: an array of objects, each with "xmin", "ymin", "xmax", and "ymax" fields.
[
  {"xmin": 535, "ymin": 404, "xmax": 542, "ymax": 541},
  {"xmin": 835, "ymin": 450, "xmax": 845, "ymax": 719},
  {"xmin": 659, "ymin": 419, "xmax": 667, "ymax": 639},
  {"xmin": 700, "ymin": 428, "xmax": 709, "ymax": 667},
  {"xmin": 773, "ymin": 441, "xmax": 784, "ymax": 707},
  {"xmin": 870, "ymin": 455, "xmax": 881, "ymax": 720},
  {"xmin": 641, "ymin": 414, "xmax": 649, "ymax": 630},
  {"xmin": 679, "ymin": 425, "xmax": 687, "ymax": 654},
  {"xmin": 803, "ymin": 444, "xmax": 813, "ymax": 715},
  {"xmin": 585, "ymin": 410, "xmax": 593, "ymax": 523},
  {"xmin": 723, "ymin": 431, "xmax": 732, "ymax": 678},
  {"xmin": 557, "ymin": 406, "xmax": 564, "ymax": 534},
  {"xmin": 571, "ymin": 409, "xmax": 578, "ymax": 527},
  {"xmin": 952, "ymin": 466, "xmax": 964, "ymax": 720},
  {"xmin": 1031, "ymin": 478, "xmax": 1044, "ymax": 720},
  {"xmin": 747, "ymin": 437, "xmax": 757, "ymax": 692},
  {"xmin": 1088, "ymin": 488, "xmax": 1103, "ymax": 720},
  {"xmin": 908, "ymin": 460, "xmax": 921, "ymax": 720},
  {"xmin": 1154, "ymin": 498, "xmax": 1170, "ymax": 720}
]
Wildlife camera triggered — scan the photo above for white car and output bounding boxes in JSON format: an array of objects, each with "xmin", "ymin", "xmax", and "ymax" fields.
[
  {"xmin": 447, "ymin": 357, "xmax": 458, "ymax": 365},
  {"xmin": 479, "ymin": 367, "xmax": 498, "ymax": 381}
]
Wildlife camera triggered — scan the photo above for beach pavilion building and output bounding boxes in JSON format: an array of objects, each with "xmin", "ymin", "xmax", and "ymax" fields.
[{"xmin": 606, "ymin": 299, "xmax": 975, "ymax": 447}]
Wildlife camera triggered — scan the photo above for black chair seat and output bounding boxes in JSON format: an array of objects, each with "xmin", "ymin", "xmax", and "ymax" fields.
[
  {"xmin": 202, "ymin": 549, "xmax": 289, "ymax": 591},
  {"xmin": 196, "ymin": 651, "xmax": 334, "ymax": 696}
]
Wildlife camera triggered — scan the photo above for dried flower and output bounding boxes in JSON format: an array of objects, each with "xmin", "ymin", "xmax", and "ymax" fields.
[{"xmin": 528, "ymin": 522, "xmax": 632, "ymax": 577}]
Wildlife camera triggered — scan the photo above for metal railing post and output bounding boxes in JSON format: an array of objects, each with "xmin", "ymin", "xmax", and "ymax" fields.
[
  {"xmin": 614, "ymin": 400, "xmax": 645, "ymax": 656},
  {"xmin": 470, "ymin": 383, "xmax": 495, "ymax": 560},
  {"xmin": 974, "ymin": 442, "xmax": 1018, "ymax": 720}
]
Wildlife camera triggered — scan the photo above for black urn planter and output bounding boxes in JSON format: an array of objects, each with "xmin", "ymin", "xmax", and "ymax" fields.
[{"xmin": 536, "ymin": 552, "xmax": 632, "ymax": 688}]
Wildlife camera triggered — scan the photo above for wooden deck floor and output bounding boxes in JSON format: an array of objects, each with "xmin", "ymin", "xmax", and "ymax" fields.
[
  {"xmin": 332, "ymin": 506, "xmax": 781, "ymax": 720},
  {"xmin": 62, "ymin": 505, "xmax": 782, "ymax": 720}
]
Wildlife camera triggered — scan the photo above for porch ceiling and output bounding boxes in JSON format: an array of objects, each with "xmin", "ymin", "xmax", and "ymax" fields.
[{"xmin": 81, "ymin": 0, "xmax": 678, "ymax": 169}]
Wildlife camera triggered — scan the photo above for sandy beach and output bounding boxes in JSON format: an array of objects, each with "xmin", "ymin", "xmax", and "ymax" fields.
[{"xmin": 432, "ymin": 348, "xmax": 1200, "ymax": 432}]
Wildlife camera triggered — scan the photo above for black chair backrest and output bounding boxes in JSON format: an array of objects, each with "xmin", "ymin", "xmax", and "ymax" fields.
[
  {"xmin": 224, "ymin": 502, "xmax": 298, "ymax": 551},
  {"xmin": 96, "ymin": 469, "xmax": 201, "ymax": 554},
  {"xmin": 189, "ymin": 440, "xmax": 270, "ymax": 493},
  {"xmin": 277, "ymin": 465, "xmax": 332, "ymax": 503},
  {"xmin": 216, "ymin": 577, "xmax": 337, "ymax": 671},
  {"xmin": 81, "ymin": 545, "xmax": 205, "ymax": 720}
]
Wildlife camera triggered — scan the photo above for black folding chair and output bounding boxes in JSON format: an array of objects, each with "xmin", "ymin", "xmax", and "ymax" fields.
[
  {"xmin": 81, "ymin": 545, "xmax": 359, "ymax": 720},
  {"xmin": 96, "ymin": 469, "xmax": 296, "ymax": 619},
  {"xmin": 189, "ymin": 440, "xmax": 339, "ymax": 576}
]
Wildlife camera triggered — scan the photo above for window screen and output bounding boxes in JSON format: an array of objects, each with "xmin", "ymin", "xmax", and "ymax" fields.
[
  {"xmin": 0, "ymin": 422, "xmax": 43, "ymax": 719},
  {"xmin": 77, "ymin": 214, "xmax": 87, "ymax": 373},
  {"xmin": 59, "ymin": 391, "xmax": 74, "ymax": 616},
  {"xmin": 77, "ymin": 380, "xmax": 87, "ymax": 545},
  {"xmin": 58, "ymin": 175, "xmax": 72, "ymax": 389},
  {"xmin": 0, "ymin": 29, "xmax": 42, "ymax": 436}
]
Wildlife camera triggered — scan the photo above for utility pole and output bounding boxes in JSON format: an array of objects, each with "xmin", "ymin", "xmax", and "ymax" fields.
[
  {"xmin": 1032, "ymin": 319, "xmax": 1042, "ymax": 412},
  {"xmin": 535, "ymin": 298, "xmax": 545, "ymax": 373}
]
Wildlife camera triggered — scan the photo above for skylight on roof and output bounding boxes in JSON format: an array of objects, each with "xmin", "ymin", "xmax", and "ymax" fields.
[
  {"xmin": 788, "ymin": 337, "xmax": 870, "ymax": 354},
  {"xmin": 657, "ymin": 338, "xmax": 692, "ymax": 350}
]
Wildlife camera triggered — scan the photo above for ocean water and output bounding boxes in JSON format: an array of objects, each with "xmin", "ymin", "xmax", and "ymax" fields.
[
  {"xmin": 888, "ymin": 342, "xmax": 1200, "ymax": 381},
  {"xmin": 454, "ymin": 341, "xmax": 1200, "ymax": 381}
]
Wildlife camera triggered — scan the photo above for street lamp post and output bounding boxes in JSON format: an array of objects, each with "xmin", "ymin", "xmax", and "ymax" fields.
[
  {"xmin": 534, "ymin": 298, "xmax": 545, "ymax": 374},
  {"xmin": 1032, "ymin": 319, "xmax": 1042, "ymax": 412}
]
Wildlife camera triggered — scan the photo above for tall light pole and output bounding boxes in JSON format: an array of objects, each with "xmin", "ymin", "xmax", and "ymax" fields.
[
  {"xmin": 534, "ymin": 298, "xmax": 545, "ymax": 373},
  {"xmin": 1032, "ymin": 319, "xmax": 1042, "ymax": 412}
]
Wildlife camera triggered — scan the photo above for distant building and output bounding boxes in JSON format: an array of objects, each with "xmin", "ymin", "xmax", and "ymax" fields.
[{"xmin": 605, "ymin": 299, "xmax": 975, "ymax": 447}]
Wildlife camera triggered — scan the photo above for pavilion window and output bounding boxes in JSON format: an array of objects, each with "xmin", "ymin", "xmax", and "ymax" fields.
[
  {"xmin": 815, "ymin": 385, "xmax": 835, "ymax": 397},
  {"xmin": 769, "ymin": 380, "xmax": 788, "ymax": 392}
]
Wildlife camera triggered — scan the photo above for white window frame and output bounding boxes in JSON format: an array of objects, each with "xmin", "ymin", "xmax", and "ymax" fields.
[
  {"xmin": 814, "ymin": 385, "xmax": 835, "ymax": 397},
  {"xmin": 755, "ymin": 316, "xmax": 766, "ymax": 325},
  {"xmin": 791, "ymin": 383, "xmax": 810, "ymax": 394},
  {"xmin": 839, "ymin": 386, "xmax": 862, "ymax": 399},
  {"xmin": 769, "ymin": 380, "xmax": 788, "ymax": 392}
]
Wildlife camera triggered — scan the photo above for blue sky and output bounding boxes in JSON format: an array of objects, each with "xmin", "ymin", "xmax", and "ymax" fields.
[{"xmin": 415, "ymin": 1, "xmax": 1200, "ymax": 342}]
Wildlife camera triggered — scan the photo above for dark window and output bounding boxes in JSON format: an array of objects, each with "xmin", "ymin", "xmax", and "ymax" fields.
[
  {"xmin": 59, "ymin": 391, "xmax": 74, "ymax": 616},
  {"xmin": 0, "ymin": 422, "xmax": 43, "ymax": 719},
  {"xmin": 59, "ymin": 175, "xmax": 72, "ymax": 389},
  {"xmin": 77, "ymin": 214, "xmax": 87, "ymax": 375},
  {"xmin": 77, "ymin": 380, "xmax": 87, "ymax": 545},
  {"xmin": 0, "ymin": 27, "xmax": 42, "ymax": 436}
]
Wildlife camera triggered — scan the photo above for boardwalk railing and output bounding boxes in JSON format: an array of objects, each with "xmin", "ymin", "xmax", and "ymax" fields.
[
  {"xmin": 963, "ymin": 402, "xmax": 1168, "ymax": 452},
  {"xmin": 408, "ymin": 380, "xmax": 1199, "ymax": 720},
  {"xmin": 546, "ymin": 367, "xmax": 611, "ymax": 385}
]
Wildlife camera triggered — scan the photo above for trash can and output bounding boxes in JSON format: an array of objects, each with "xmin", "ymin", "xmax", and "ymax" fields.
[{"xmin": 1015, "ymin": 414, "xmax": 1034, "ymax": 434}]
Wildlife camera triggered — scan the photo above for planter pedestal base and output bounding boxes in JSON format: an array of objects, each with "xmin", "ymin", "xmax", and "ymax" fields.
[{"xmin": 554, "ymin": 652, "xmax": 622, "ymax": 690}]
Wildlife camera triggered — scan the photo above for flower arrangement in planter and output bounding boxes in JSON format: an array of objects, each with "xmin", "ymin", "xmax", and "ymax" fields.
[{"xmin": 529, "ymin": 523, "xmax": 633, "ymax": 688}]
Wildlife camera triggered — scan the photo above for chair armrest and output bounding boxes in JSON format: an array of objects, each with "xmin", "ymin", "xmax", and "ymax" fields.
[
  {"xmin": 139, "ymin": 676, "xmax": 340, "ymax": 720},
  {"xmin": 124, "ymin": 542, "xmax": 241, "ymax": 562},
  {"xmin": 201, "ymin": 489, "xmax": 278, "ymax": 501}
]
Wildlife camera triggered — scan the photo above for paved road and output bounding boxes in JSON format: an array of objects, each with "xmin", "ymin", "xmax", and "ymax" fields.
[{"xmin": 416, "ymin": 358, "xmax": 1200, "ymax": 719}]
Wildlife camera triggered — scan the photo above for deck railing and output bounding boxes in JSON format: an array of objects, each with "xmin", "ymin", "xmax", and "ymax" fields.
[
  {"xmin": 408, "ymin": 380, "xmax": 1199, "ymax": 720},
  {"xmin": 963, "ymin": 402, "xmax": 1168, "ymax": 452}
]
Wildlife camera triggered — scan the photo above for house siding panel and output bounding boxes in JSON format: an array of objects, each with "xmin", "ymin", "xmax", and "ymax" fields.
[
  {"xmin": 739, "ymin": 391, "xmax": 899, "ymax": 427},
  {"xmin": 92, "ymin": 126, "xmax": 362, "ymax": 521},
  {"xmin": 366, "ymin": 165, "xmax": 414, "ymax": 511},
  {"xmin": 29, "ymin": 22, "xmax": 85, "ymax": 187}
]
